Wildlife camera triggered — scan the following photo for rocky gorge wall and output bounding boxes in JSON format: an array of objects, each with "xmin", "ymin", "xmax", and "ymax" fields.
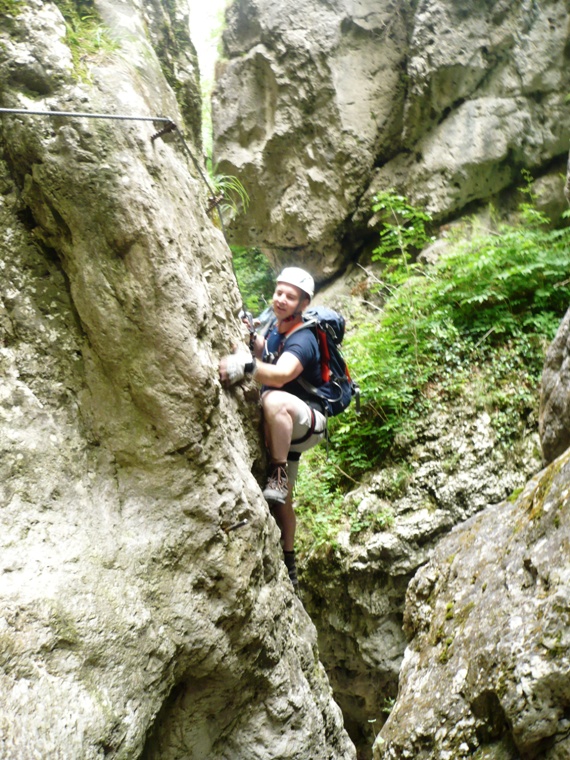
[
  {"xmin": 376, "ymin": 442, "xmax": 570, "ymax": 759},
  {"xmin": 212, "ymin": 1, "xmax": 570, "ymax": 754},
  {"xmin": 372, "ymin": 305, "xmax": 570, "ymax": 758},
  {"xmin": 2, "ymin": 1, "xmax": 570, "ymax": 759},
  {"xmin": 299, "ymin": 389, "xmax": 543, "ymax": 755},
  {"xmin": 0, "ymin": 1, "xmax": 356, "ymax": 757},
  {"xmin": 212, "ymin": 0, "xmax": 570, "ymax": 279}
]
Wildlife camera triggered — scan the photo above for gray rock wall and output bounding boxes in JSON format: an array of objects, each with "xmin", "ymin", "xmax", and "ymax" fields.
[
  {"xmin": 212, "ymin": 0, "xmax": 570, "ymax": 278},
  {"xmin": 301, "ymin": 393, "xmax": 541, "ymax": 755},
  {"xmin": 0, "ymin": 1, "xmax": 355, "ymax": 757},
  {"xmin": 375, "ymin": 446, "xmax": 570, "ymax": 759},
  {"xmin": 540, "ymin": 308, "xmax": 570, "ymax": 464},
  {"xmin": 210, "ymin": 0, "xmax": 570, "ymax": 748}
]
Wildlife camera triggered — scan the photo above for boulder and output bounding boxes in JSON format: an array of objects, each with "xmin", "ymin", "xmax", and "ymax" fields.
[
  {"xmin": 540, "ymin": 308, "xmax": 570, "ymax": 464},
  {"xmin": 375, "ymin": 446, "xmax": 570, "ymax": 759}
]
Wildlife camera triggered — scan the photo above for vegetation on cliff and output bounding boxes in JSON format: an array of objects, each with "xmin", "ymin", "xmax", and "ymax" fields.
[
  {"xmin": 52, "ymin": 0, "xmax": 118, "ymax": 80},
  {"xmin": 233, "ymin": 185, "xmax": 570, "ymax": 552}
]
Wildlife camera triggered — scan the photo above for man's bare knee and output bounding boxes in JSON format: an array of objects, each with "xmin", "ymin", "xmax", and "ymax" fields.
[{"xmin": 262, "ymin": 391, "xmax": 293, "ymax": 419}]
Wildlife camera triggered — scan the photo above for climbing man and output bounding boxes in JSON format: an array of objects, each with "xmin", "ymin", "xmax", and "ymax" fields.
[{"xmin": 219, "ymin": 267, "xmax": 327, "ymax": 587}]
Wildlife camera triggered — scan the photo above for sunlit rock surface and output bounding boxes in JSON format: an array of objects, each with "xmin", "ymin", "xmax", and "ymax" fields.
[
  {"xmin": 0, "ymin": 1, "xmax": 356, "ymax": 757},
  {"xmin": 540, "ymin": 308, "xmax": 570, "ymax": 465},
  {"xmin": 212, "ymin": 0, "xmax": 570, "ymax": 278}
]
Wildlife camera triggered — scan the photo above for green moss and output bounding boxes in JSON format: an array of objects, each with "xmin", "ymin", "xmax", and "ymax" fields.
[
  {"xmin": 442, "ymin": 450, "xmax": 462, "ymax": 474},
  {"xmin": 49, "ymin": 606, "xmax": 80, "ymax": 648},
  {"xmin": 52, "ymin": 0, "xmax": 118, "ymax": 81},
  {"xmin": 518, "ymin": 457, "xmax": 564, "ymax": 523},
  {"xmin": 438, "ymin": 636, "xmax": 455, "ymax": 663},
  {"xmin": 455, "ymin": 601, "xmax": 475, "ymax": 625},
  {"xmin": 431, "ymin": 625, "xmax": 445, "ymax": 646},
  {"xmin": 149, "ymin": 0, "xmax": 202, "ymax": 145},
  {"xmin": 0, "ymin": 632, "xmax": 21, "ymax": 670},
  {"xmin": 544, "ymin": 631, "xmax": 564, "ymax": 660}
]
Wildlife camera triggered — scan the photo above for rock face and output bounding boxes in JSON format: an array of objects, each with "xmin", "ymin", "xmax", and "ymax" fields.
[
  {"xmin": 212, "ymin": 0, "xmax": 570, "ymax": 278},
  {"xmin": 375, "ymin": 446, "xmax": 570, "ymax": 759},
  {"xmin": 540, "ymin": 308, "xmax": 570, "ymax": 465},
  {"xmin": 301, "ymin": 394, "xmax": 541, "ymax": 755},
  {"xmin": 0, "ymin": 1, "xmax": 355, "ymax": 758}
]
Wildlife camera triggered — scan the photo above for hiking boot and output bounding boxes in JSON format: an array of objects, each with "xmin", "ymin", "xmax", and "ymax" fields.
[
  {"xmin": 262, "ymin": 463, "xmax": 288, "ymax": 505},
  {"xmin": 283, "ymin": 550, "xmax": 299, "ymax": 589}
]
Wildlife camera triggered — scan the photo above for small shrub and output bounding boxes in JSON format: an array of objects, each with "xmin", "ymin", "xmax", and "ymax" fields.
[{"xmin": 210, "ymin": 171, "xmax": 250, "ymax": 217}]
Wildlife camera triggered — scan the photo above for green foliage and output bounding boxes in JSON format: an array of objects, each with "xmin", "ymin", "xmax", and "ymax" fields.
[
  {"xmin": 210, "ymin": 170, "xmax": 250, "ymax": 217},
  {"xmin": 339, "ymin": 194, "xmax": 568, "ymax": 472},
  {"xmin": 231, "ymin": 246, "xmax": 274, "ymax": 314},
  {"xmin": 294, "ymin": 448, "xmax": 347, "ymax": 554},
  {"xmin": 53, "ymin": 0, "xmax": 118, "ymax": 80},
  {"xmin": 381, "ymin": 697, "xmax": 396, "ymax": 716},
  {"xmin": 349, "ymin": 503, "xmax": 394, "ymax": 537},
  {"xmin": 0, "ymin": 0, "xmax": 22, "ymax": 17},
  {"xmin": 295, "ymin": 447, "xmax": 395, "ymax": 555},
  {"xmin": 295, "ymin": 189, "xmax": 570, "ymax": 550},
  {"xmin": 371, "ymin": 190, "xmax": 434, "ymax": 274}
]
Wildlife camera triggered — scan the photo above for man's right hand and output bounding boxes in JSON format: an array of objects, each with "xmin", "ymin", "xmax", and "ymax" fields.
[{"xmin": 219, "ymin": 349, "xmax": 256, "ymax": 386}]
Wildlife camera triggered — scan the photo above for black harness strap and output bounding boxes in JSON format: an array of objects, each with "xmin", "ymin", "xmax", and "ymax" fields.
[{"xmin": 290, "ymin": 406, "xmax": 317, "ymax": 446}]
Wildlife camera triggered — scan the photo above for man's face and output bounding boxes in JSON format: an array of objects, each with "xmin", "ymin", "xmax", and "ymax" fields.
[{"xmin": 272, "ymin": 281, "xmax": 307, "ymax": 321}]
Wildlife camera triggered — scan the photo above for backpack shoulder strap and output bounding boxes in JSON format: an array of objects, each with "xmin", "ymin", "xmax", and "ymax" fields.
[{"xmin": 281, "ymin": 318, "xmax": 318, "ymax": 347}]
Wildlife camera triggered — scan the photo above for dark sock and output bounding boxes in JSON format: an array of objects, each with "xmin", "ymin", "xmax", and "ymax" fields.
[{"xmin": 283, "ymin": 550, "xmax": 298, "ymax": 587}]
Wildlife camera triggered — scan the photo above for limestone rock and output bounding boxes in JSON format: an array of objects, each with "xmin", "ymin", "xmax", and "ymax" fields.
[
  {"xmin": 375, "ymin": 447, "xmax": 570, "ymax": 759},
  {"xmin": 0, "ymin": 1, "xmax": 355, "ymax": 757},
  {"xmin": 212, "ymin": 0, "xmax": 570, "ymax": 278},
  {"xmin": 300, "ymin": 396, "xmax": 541, "ymax": 756},
  {"xmin": 212, "ymin": 0, "xmax": 408, "ymax": 277},
  {"xmin": 540, "ymin": 309, "xmax": 570, "ymax": 464}
]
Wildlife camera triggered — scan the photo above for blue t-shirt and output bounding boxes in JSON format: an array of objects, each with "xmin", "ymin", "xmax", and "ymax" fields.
[{"xmin": 263, "ymin": 325, "xmax": 322, "ymax": 399}]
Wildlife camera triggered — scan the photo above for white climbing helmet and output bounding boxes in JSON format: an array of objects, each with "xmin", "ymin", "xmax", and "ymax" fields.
[{"xmin": 276, "ymin": 267, "xmax": 315, "ymax": 300}]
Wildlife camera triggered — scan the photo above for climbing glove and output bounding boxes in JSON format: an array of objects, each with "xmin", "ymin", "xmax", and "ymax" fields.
[{"xmin": 224, "ymin": 349, "xmax": 256, "ymax": 385}]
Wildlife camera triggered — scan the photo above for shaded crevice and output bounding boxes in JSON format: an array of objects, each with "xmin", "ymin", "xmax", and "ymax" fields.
[{"xmin": 471, "ymin": 690, "xmax": 512, "ymax": 745}]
